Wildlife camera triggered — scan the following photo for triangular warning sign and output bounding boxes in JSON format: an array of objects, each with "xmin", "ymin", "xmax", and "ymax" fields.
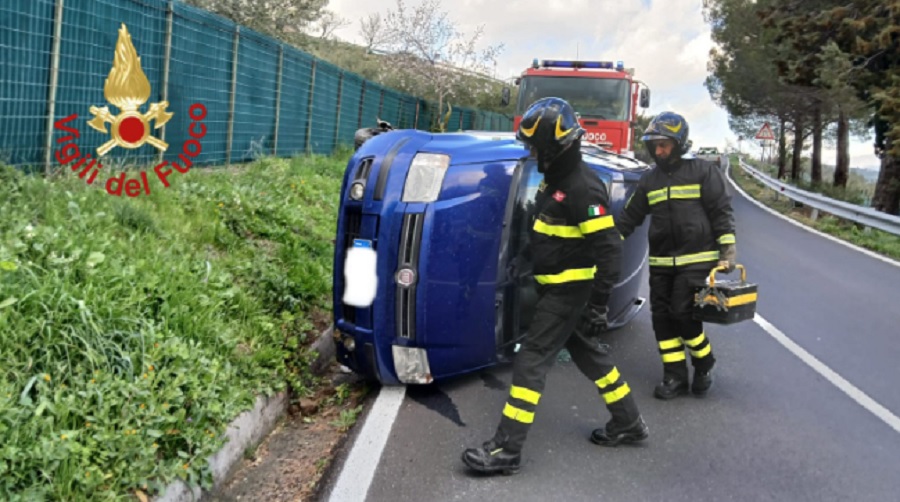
[{"xmin": 755, "ymin": 122, "xmax": 776, "ymax": 141}]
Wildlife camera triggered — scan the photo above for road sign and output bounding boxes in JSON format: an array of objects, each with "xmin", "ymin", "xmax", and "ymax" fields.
[{"xmin": 755, "ymin": 122, "xmax": 776, "ymax": 141}]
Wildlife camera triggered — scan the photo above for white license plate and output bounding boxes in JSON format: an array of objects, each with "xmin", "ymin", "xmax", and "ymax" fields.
[{"xmin": 343, "ymin": 240, "xmax": 378, "ymax": 307}]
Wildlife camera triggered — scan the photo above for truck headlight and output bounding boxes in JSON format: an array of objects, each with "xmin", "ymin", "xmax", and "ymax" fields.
[
  {"xmin": 392, "ymin": 345, "xmax": 433, "ymax": 384},
  {"xmin": 401, "ymin": 153, "xmax": 450, "ymax": 203}
]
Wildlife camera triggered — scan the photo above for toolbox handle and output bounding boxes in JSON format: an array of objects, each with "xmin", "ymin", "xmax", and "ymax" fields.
[{"xmin": 708, "ymin": 263, "xmax": 746, "ymax": 288}]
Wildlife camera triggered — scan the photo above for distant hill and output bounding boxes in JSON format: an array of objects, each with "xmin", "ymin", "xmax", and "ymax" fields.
[{"xmin": 851, "ymin": 167, "xmax": 880, "ymax": 183}]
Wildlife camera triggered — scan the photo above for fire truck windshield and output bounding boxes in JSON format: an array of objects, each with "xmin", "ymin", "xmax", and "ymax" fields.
[{"xmin": 516, "ymin": 76, "xmax": 631, "ymax": 121}]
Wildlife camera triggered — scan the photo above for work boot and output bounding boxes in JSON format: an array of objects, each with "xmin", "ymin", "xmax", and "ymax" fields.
[
  {"xmin": 654, "ymin": 375, "xmax": 689, "ymax": 400},
  {"xmin": 461, "ymin": 440, "xmax": 521, "ymax": 475},
  {"xmin": 591, "ymin": 416, "xmax": 649, "ymax": 447},
  {"xmin": 692, "ymin": 367, "xmax": 714, "ymax": 396}
]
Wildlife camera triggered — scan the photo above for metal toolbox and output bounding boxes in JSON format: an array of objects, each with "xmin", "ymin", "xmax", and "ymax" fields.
[{"xmin": 692, "ymin": 264, "xmax": 757, "ymax": 325}]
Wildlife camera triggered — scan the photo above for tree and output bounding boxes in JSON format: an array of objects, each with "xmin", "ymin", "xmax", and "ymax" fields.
[
  {"xmin": 305, "ymin": 9, "xmax": 351, "ymax": 40},
  {"xmin": 365, "ymin": 0, "xmax": 504, "ymax": 131},
  {"xmin": 181, "ymin": 0, "xmax": 328, "ymax": 38}
]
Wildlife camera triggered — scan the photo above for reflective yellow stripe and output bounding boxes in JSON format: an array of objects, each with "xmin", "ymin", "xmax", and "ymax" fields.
[
  {"xmin": 669, "ymin": 184, "xmax": 701, "ymax": 200},
  {"xmin": 579, "ymin": 215, "xmax": 615, "ymax": 235},
  {"xmin": 698, "ymin": 292, "xmax": 757, "ymax": 307},
  {"xmin": 677, "ymin": 251, "xmax": 719, "ymax": 265},
  {"xmin": 684, "ymin": 332, "xmax": 707, "ymax": 348},
  {"xmin": 718, "ymin": 233, "xmax": 736, "ymax": 245},
  {"xmin": 534, "ymin": 267, "xmax": 595, "ymax": 284},
  {"xmin": 510, "ymin": 385, "xmax": 541, "ymax": 405},
  {"xmin": 533, "ymin": 219, "xmax": 582, "ymax": 238},
  {"xmin": 658, "ymin": 338, "xmax": 683, "ymax": 350},
  {"xmin": 595, "ymin": 368, "xmax": 620, "ymax": 389},
  {"xmin": 503, "ymin": 403, "xmax": 535, "ymax": 424},
  {"xmin": 691, "ymin": 344, "xmax": 712, "ymax": 358},
  {"xmin": 647, "ymin": 185, "xmax": 701, "ymax": 206},
  {"xmin": 649, "ymin": 256, "xmax": 675, "ymax": 267},
  {"xmin": 662, "ymin": 351, "xmax": 686, "ymax": 363},
  {"xmin": 647, "ymin": 188, "xmax": 667, "ymax": 206},
  {"xmin": 602, "ymin": 383, "xmax": 631, "ymax": 404}
]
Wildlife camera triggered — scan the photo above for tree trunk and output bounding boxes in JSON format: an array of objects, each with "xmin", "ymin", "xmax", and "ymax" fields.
[
  {"xmin": 777, "ymin": 117, "xmax": 787, "ymax": 179},
  {"xmin": 872, "ymin": 141, "xmax": 900, "ymax": 215},
  {"xmin": 811, "ymin": 103, "xmax": 822, "ymax": 185},
  {"xmin": 791, "ymin": 118, "xmax": 803, "ymax": 181},
  {"xmin": 833, "ymin": 109, "xmax": 850, "ymax": 188}
]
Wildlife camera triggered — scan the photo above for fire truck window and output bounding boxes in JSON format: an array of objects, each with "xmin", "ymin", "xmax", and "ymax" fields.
[{"xmin": 516, "ymin": 76, "xmax": 631, "ymax": 121}]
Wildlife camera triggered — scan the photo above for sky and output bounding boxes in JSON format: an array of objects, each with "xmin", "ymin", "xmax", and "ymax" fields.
[{"xmin": 326, "ymin": 0, "xmax": 881, "ymax": 170}]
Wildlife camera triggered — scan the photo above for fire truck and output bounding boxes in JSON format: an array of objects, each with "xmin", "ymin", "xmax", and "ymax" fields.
[{"xmin": 503, "ymin": 59, "xmax": 651, "ymax": 156}]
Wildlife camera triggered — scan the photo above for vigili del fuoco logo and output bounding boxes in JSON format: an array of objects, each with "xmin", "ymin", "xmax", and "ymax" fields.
[{"xmin": 53, "ymin": 23, "xmax": 207, "ymax": 197}]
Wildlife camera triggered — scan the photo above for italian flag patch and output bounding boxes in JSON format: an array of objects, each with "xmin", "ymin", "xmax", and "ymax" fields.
[{"xmin": 588, "ymin": 204, "xmax": 606, "ymax": 217}]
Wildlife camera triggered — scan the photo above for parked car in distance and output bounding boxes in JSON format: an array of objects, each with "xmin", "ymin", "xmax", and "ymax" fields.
[{"xmin": 696, "ymin": 146, "xmax": 722, "ymax": 167}]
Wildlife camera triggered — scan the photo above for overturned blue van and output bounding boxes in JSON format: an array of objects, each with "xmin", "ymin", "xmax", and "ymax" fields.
[{"xmin": 331, "ymin": 128, "xmax": 651, "ymax": 385}]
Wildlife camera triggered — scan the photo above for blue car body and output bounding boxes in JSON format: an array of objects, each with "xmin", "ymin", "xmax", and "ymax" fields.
[{"xmin": 332, "ymin": 129, "xmax": 650, "ymax": 385}]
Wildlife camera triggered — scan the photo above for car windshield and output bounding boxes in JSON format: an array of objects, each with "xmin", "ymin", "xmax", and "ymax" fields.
[{"xmin": 516, "ymin": 75, "xmax": 631, "ymax": 121}]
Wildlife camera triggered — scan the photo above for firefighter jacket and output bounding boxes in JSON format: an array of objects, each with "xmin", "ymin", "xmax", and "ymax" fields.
[
  {"xmin": 527, "ymin": 148, "xmax": 623, "ymax": 304},
  {"xmin": 616, "ymin": 156, "xmax": 735, "ymax": 271}
]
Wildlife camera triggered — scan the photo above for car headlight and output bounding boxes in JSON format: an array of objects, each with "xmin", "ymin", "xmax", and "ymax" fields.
[
  {"xmin": 401, "ymin": 153, "xmax": 450, "ymax": 203},
  {"xmin": 350, "ymin": 181, "xmax": 365, "ymax": 200}
]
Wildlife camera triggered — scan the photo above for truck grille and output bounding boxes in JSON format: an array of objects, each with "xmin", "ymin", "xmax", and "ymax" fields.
[{"xmin": 396, "ymin": 213, "xmax": 423, "ymax": 340}]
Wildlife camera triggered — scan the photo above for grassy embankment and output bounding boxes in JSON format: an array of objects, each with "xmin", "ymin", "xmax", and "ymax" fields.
[
  {"xmin": 0, "ymin": 149, "xmax": 354, "ymax": 501},
  {"xmin": 727, "ymin": 154, "xmax": 900, "ymax": 262}
]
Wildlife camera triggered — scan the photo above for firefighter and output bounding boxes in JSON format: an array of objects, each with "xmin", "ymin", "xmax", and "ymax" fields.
[
  {"xmin": 461, "ymin": 97, "xmax": 648, "ymax": 476},
  {"xmin": 616, "ymin": 111, "xmax": 737, "ymax": 400}
]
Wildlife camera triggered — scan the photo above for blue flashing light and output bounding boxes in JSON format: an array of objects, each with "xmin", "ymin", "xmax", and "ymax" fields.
[{"xmin": 541, "ymin": 59, "xmax": 622, "ymax": 70}]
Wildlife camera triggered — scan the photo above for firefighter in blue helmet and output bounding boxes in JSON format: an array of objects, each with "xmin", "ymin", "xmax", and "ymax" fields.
[
  {"xmin": 616, "ymin": 111, "xmax": 737, "ymax": 400},
  {"xmin": 461, "ymin": 97, "xmax": 649, "ymax": 476}
]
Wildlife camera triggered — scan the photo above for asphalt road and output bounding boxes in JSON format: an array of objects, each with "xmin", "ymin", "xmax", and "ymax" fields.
[{"xmin": 320, "ymin": 165, "xmax": 900, "ymax": 502}]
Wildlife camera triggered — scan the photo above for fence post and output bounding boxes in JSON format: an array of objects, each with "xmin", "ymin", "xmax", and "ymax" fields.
[
  {"xmin": 414, "ymin": 100, "xmax": 420, "ymax": 130},
  {"xmin": 226, "ymin": 25, "xmax": 240, "ymax": 167},
  {"xmin": 396, "ymin": 96, "xmax": 402, "ymax": 127},
  {"xmin": 158, "ymin": 0, "xmax": 174, "ymax": 165},
  {"xmin": 357, "ymin": 80, "xmax": 366, "ymax": 128},
  {"xmin": 305, "ymin": 59, "xmax": 317, "ymax": 154},
  {"xmin": 273, "ymin": 45, "xmax": 283, "ymax": 156},
  {"xmin": 44, "ymin": 0, "xmax": 65, "ymax": 175},
  {"xmin": 333, "ymin": 71, "xmax": 344, "ymax": 150},
  {"xmin": 378, "ymin": 89, "xmax": 384, "ymax": 118}
]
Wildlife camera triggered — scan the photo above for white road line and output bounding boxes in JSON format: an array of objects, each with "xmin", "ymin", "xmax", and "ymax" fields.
[
  {"xmin": 327, "ymin": 385, "xmax": 407, "ymax": 502},
  {"xmin": 754, "ymin": 314, "xmax": 900, "ymax": 435},
  {"xmin": 724, "ymin": 160, "xmax": 900, "ymax": 269}
]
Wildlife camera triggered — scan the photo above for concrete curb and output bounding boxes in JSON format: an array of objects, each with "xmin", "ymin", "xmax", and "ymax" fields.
[{"xmin": 153, "ymin": 326, "xmax": 336, "ymax": 501}]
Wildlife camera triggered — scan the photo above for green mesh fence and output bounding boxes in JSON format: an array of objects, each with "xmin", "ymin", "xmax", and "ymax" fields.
[{"xmin": 0, "ymin": 0, "xmax": 514, "ymax": 171}]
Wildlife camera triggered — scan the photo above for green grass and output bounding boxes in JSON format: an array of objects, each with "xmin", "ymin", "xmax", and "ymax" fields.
[
  {"xmin": 728, "ymin": 154, "xmax": 900, "ymax": 262},
  {"xmin": 0, "ymin": 148, "xmax": 352, "ymax": 500}
]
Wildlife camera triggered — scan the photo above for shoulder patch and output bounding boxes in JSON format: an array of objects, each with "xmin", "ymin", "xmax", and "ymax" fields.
[
  {"xmin": 588, "ymin": 204, "xmax": 606, "ymax": 217},
  {"xmin": 552, "ymin": 190, "xmax": 566, "ymax": 202}
]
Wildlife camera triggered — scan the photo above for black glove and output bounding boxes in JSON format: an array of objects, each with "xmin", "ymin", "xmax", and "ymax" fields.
[
  {"xmin": 579, "ymin": 290, "xmax": 609, "ymax": 337},
  {"xmin": 583, "ymin": 303, "xmax": 609, "ymax": 334}
]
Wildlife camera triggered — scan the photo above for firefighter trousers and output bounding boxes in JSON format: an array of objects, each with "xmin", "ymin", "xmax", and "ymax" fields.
[
  {"xmin": 648, "ymin": 267, "xmax": 716, "ymax": 380},
  {"xmin": 491, "ymin": 284, "xmax": 641, "ymax": 453}
]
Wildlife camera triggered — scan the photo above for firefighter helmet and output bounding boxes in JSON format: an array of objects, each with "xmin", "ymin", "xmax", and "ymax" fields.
[
  {"xmin": 516, "ymin": 97, "xmax": 584, "ymax": 162},
  {"xmin": 642, "ymin": 111, "xmax": 690, "ymax": 156}
]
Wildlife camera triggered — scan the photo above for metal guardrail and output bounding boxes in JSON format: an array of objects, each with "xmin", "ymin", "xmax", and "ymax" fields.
[{"xmin": 735, "ymin": 157, "xmax": 900, "ymax": 236}]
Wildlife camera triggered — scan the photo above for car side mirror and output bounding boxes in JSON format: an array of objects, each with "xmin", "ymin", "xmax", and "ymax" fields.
[
  {"xmin": 639, "ymin": 88, "xmax": 650, "ymax": 108},
  {"xmin": 501, "ymin": 86, "xmax": 511, "ymax": 107}
]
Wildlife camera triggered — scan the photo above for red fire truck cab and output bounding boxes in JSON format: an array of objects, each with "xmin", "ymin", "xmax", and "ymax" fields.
[{"xmin": 504, "ymin": 59, "xmax": 651, "ymax": 157}]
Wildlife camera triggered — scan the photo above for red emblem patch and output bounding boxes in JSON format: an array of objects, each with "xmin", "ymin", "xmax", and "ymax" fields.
[{"xmin": 552, "ymin": 190, "xmax": 566, "ymax": 202}]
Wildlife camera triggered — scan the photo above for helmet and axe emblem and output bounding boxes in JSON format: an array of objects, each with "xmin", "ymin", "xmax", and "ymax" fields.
[{"xmin": 87, "ymin": 23, "xmax": 172, "ymax": 157}]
